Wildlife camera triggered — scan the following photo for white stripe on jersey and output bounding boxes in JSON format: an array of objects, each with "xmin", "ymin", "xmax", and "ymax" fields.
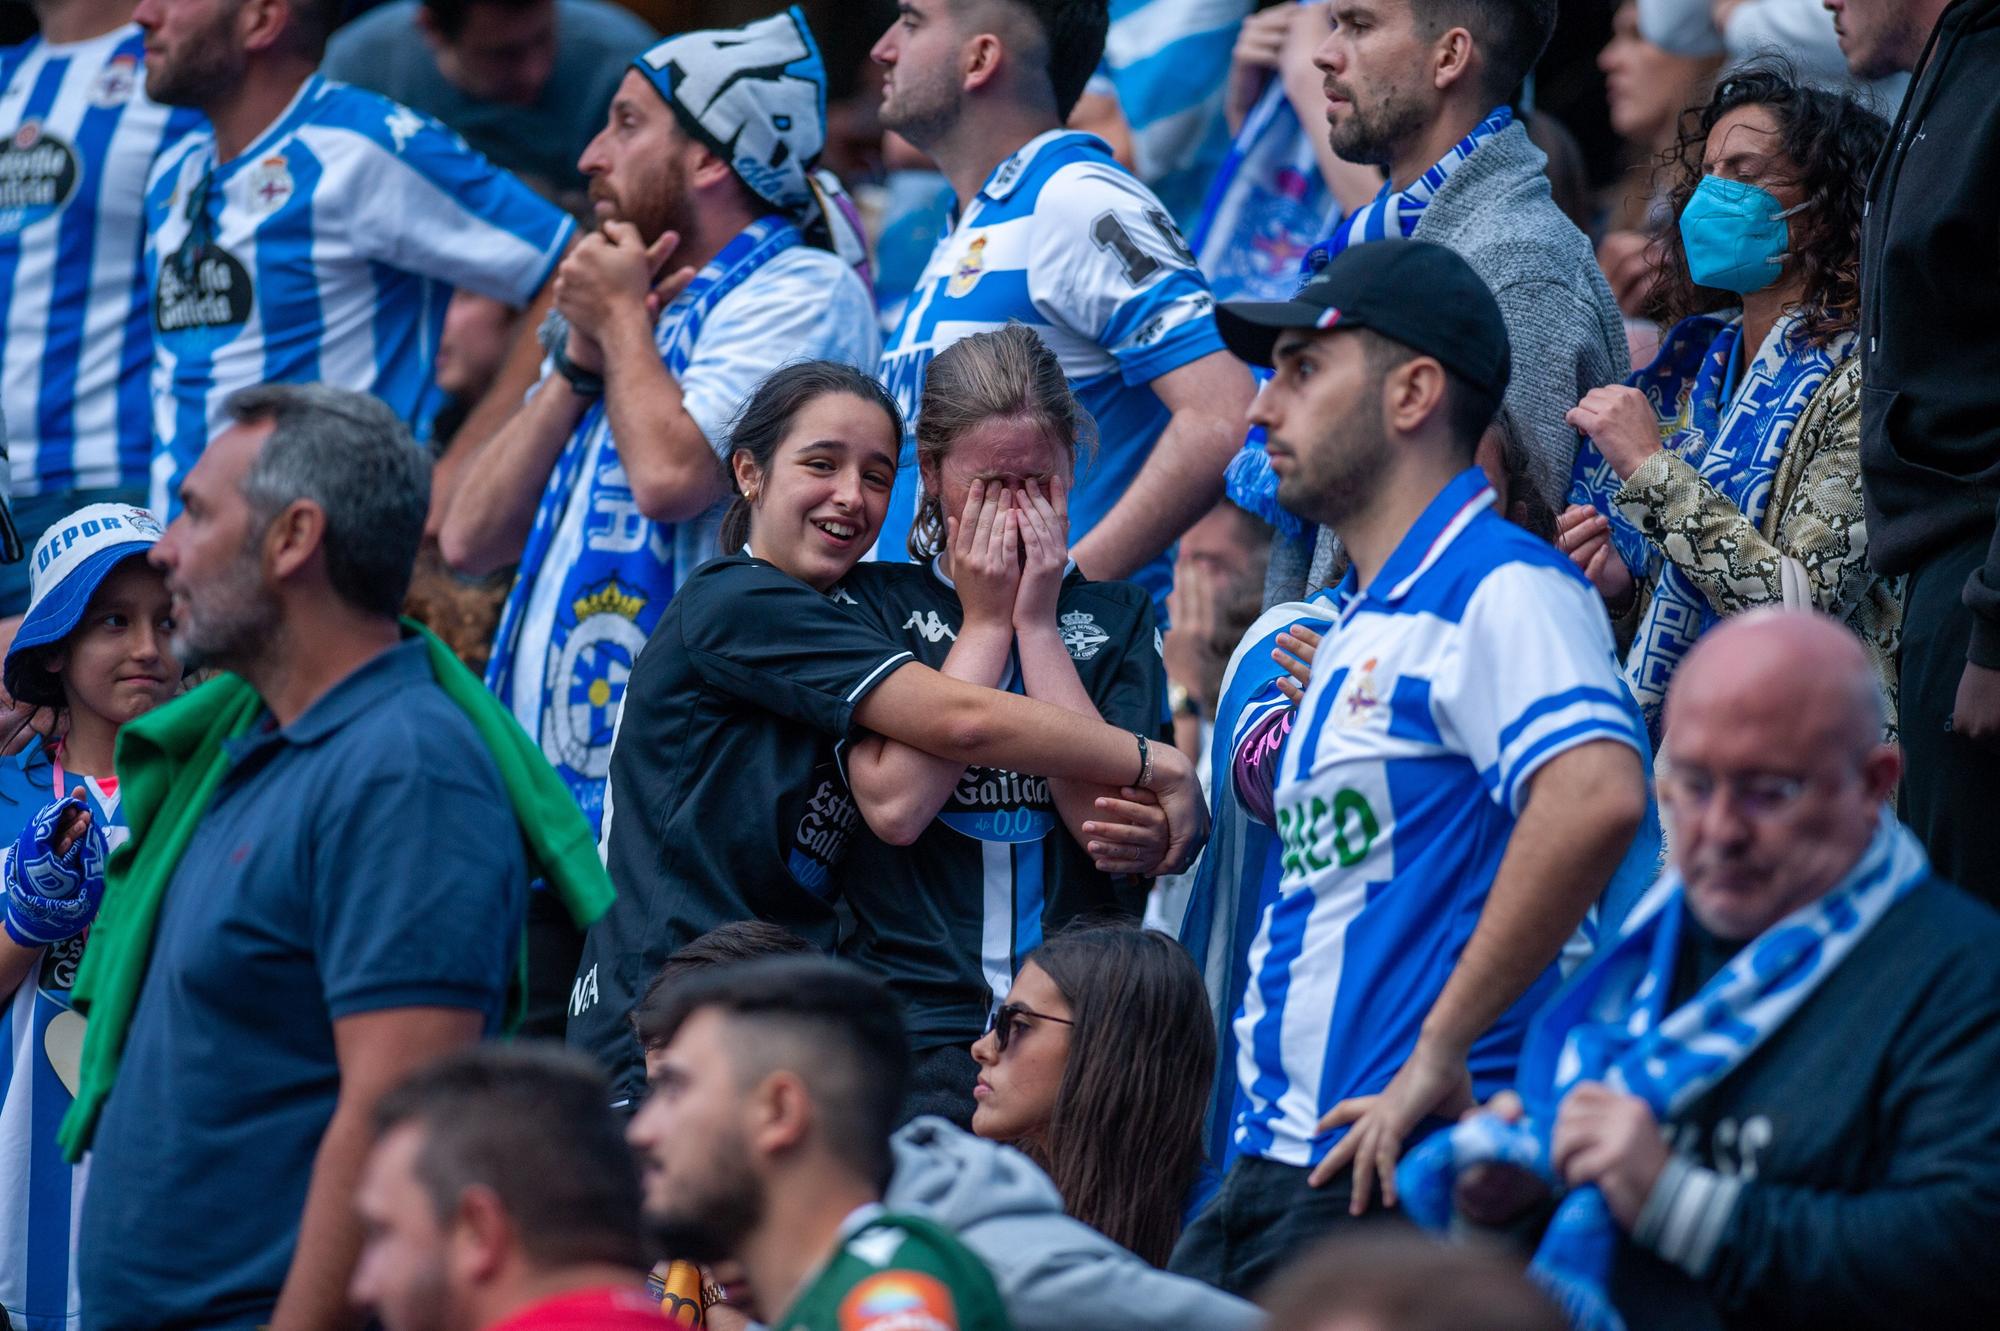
[
  {"xmin": 143, "ymin": 76, "xmax": 573, "ymax": 515},
  {"xmin": 0, "ymin": 27, "xmax": 195, "ymax": 497},
  {"xmin": 978, "ymin": 840, "xmax": 1014, "ymax": 1007}
]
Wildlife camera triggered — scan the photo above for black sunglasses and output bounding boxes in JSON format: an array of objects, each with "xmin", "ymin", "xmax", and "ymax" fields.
[{"xmin": 988, "ymin": 1001, "xmax": 1074, "ymax": 1053}]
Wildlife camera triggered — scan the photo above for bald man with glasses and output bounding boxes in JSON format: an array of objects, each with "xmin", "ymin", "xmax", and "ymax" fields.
[{"xmin": 1403, "ymin": 610, "xmax": 2000, "ymax": 1330}]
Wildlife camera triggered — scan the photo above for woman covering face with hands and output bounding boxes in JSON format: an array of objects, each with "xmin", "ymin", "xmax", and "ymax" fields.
[{"xmin": 839, "ymin": 326, "xmax": 1176, "ymax": 1125}]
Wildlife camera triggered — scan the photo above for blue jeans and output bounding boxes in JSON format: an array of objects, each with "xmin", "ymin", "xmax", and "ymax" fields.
[{"xmin": 0, "ymin": 485, "xmax": 150, "ymax": 615}]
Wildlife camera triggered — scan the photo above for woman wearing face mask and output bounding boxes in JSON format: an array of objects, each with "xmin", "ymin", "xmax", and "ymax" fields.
[
  {"xmin": 839, "ymin": 327, "xmax": 1173, "ymax": 1125},
  {"xmin": 1556, "ymin": 63, "xmax": 1897, "ymax": 741},
  {"xmin": 967, "ymin": 923, "xmax": 1215, "ymax": 1268},
  {"xmin": 577, "ymin": 361, "xmax": 1204, "ymax": 1110}
]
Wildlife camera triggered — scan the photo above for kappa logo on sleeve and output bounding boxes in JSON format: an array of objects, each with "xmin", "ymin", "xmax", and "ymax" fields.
[
  {"xmin": 903, "ymin": 610, "xmax": 956, "ymax": 644},
  {"xmin": 837, "ymin": 1271, "xmax": 959, "ymax": 1331}
]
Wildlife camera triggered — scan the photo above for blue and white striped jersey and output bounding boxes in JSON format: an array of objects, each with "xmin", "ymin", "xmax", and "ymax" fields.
[
  {"xmin": 0, "ymin": 26, "xmax": 199, "ymax": 499},
  {"xmin": 1233, "ymin": 469, "xmax": 1645, "ymax": 1168},
  {"xmin": 1, "ymin": 742, "xmax": 124, "ymax": 1331},
  {"xmin": 1102, "ymin": 0, "xmax": 1250, "ymax": 225},
  {"xmin": 143, "ymin": 76, "xmax": 573, "ymax": 515},
  {"xmin": 872, "ymin": 130, "xmax": 1225, "ymax": 610}
]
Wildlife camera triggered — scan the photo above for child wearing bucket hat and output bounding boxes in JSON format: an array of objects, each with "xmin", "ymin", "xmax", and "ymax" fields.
[{"xmin": 0, "ymin": 502, "xmax": 180, "ymax": 1331}]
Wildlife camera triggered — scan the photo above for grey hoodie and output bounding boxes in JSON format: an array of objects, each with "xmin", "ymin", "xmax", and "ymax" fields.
[{"xmin": 884, "ymin": 1117, "xmax": 1264, "ymax": 1331}]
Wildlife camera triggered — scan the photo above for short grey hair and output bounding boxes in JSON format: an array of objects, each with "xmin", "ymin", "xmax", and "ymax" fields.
[{"xmin": 224, "ymin": 383, "xmax": 430, "ymax": 618}]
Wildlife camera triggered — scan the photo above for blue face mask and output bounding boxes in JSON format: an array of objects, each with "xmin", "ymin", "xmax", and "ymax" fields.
[{"xmin": 1678, "ymin": 175, "xmax": 1796, "ymax": 295}]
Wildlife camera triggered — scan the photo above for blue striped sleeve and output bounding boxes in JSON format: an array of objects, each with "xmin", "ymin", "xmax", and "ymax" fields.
[
  {"xmin": 1443, "ymin": 563, "xmax": 1644, "ymax": 814},
  {"xmin": 307, "ymin": 93, "xmax": 573, "ymax": 305}
]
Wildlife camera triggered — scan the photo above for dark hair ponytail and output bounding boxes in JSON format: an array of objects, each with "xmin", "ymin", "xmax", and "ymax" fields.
[{"xmin": 716, "ymin": 361, "xmax": 904, "ymax": 558}]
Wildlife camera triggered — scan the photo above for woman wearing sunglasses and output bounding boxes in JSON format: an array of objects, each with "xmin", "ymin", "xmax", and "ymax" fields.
[
  {"xmin": 968, "ymin": 923, "xmax": 1216, "ymax": 1268},
  {"xmin": 577, "ymin": 362, "xmax": 1206, "ymax": 1108}
]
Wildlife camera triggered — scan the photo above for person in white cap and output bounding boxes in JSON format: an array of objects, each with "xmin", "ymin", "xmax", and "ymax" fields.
[{"xmin": 0, "ymin": 500, "xmax": 178, "ymax": 1331}]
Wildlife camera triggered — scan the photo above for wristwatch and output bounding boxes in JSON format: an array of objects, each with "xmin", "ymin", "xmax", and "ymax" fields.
[{"xmin": 552, "ymin": 342, "xmax": 605, "ymax": 399}]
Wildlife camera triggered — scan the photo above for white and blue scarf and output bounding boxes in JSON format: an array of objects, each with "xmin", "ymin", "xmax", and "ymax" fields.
[
  {"xmin": 1397, "ymin": 811, "xmax": 1928, "ymax": 1331},
  {"xmin": 1569, "ymin": 313, "xmax": 1855, "ymax": 740},
  {"xmin": 1223, "ymin": 105, "xmax": 1514, "ymax": 537},
  {"xmin": 484, "ymin": 215, "xmax": 803, "ymax": 826}
]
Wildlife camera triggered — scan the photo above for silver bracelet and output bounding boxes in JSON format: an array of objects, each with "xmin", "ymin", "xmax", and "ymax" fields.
[{"xmin": 1134, "ymin": 732, "xmax": 1153, "ymax": 788}]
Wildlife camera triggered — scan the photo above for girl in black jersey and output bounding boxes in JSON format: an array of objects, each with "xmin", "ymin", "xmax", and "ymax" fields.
[
  {"xmin": 576, "ymin": 361, "xmax": 1202, "ymax": 1107},
  {"xmin": 837, "ymin": 327, "xmax": 1177, "ymax": 1124}
]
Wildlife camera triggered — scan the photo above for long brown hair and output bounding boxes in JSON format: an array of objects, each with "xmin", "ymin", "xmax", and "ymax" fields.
[
  {"xmin": 906, "ymin": 325, "xmax": 1096, "ymax": 560},
  {"xmin": 1642, "ymin": 59, "xmax": 1887, "ymax": 347},
  {"xmin": 1025, "ymin": 924, "xmax": 1214, "ymax": 1267}
]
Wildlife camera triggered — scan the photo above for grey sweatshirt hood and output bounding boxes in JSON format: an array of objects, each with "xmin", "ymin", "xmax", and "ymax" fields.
[{"xmin": 885, "ymin": 1117, "xmax": 1263, "ymax": 1331}]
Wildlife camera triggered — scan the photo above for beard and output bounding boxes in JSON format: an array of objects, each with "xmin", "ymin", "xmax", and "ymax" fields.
[
  {"xmin": 377, "ymin": 1257, "xmax": 452, "ymax": 1331},
  {"xmin": 1274, "ymin": 407, "xmax": 1395, "ymax": 530},
  {"xmin": 144, "ymin": 16, "xmax": 249, "ymax": 109},
  {"xmin": 642, "ymin": 1133, "xmax": 766, "ymax": 1268},
  {"xmin": 591, "ymin": 154, "xmax": 694, "ymax": 247},
  {"xmin": 878, "ymin": 62, "xmax": 962, "ymax": 150},
  {"xmin": 171, "ymin": 543, "xmax": 280, "ymax": 675},
  {"xmin": 1326, "ymin": 77, "xmax": 1431, "ymax": 169}
]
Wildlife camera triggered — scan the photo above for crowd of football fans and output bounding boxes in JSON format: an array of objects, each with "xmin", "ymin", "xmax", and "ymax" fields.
[{"xmin": 1, "ymin": 1, "xmax": 1995, "ymax": 1329}]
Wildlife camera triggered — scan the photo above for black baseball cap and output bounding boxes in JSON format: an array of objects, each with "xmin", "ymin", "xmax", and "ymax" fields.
[{"xmin": 1215, "ymin": 238, "xmax": 1511, "ymax": 403}]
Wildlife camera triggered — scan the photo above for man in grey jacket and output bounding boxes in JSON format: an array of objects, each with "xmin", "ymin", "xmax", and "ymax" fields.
[{"xmin": 1266, "ymin": 0, "xmax": 1627, "ymax": 601}]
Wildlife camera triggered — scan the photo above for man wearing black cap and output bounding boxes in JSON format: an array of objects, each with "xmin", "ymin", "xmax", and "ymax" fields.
[{"xmin": 1172, "ymin": 239, "xmax": 1648, "ymax": 1295}]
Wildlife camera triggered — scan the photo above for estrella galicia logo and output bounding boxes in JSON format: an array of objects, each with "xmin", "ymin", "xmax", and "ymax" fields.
[
  {"xmin": 938, "ymin": 767, "xmax": 1056, "ymax": 844},
  {"xmin": 787, "ymin": 769, "xmax": 860, "ymax": 896},
  {"xmin": 0, "ymin": 120, "xmax": 81, "ymax": 235},
  {"xmin": 154, "ymin": 240, "xmax": 253, "ymax": 349}
]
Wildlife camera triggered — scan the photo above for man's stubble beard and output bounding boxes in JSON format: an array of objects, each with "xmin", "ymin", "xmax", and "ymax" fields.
[
  {"xmin": 171, "ymin": 548, "xmax": 282, "ymax": 676},
  {"xmin": 642, "ymin": 1136, "xmax": 767, "ymax": 1269},
  {"xmin": 1327, "ymin": 78, "xmax": 1431, "ymax": 171},
  {"xmin": 143, "ymin": 19, "xmax": 248, "ymax": 110},
  {"xmin": 1276, "ymin": 410, "xmax": 1395, "ymax": 532},
  {"xmin": 879, "ymin": 66, "xmax": 962, "ymax": 153}
]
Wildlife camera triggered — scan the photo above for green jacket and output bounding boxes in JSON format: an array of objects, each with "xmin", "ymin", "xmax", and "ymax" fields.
[{"xmin": 57, "ymin": 621, "xmax": 614, "ymax": 1160}]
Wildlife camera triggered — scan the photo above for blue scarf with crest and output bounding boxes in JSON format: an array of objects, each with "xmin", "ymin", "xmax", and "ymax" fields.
[
  {"xmin": 1569, "ymin": 313, "xmax": 1854, "ymax": 740},
  {"xmin": 1396, "ymin": 811, "xmax": 1927, "ymax": 1331},
  {"xmin": 485, "ymin": 215, "xmax": 803, "ymax": 831}
]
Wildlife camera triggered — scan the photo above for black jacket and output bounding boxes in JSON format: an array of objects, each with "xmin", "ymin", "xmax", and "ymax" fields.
[
  {"xmin": 1858, "ymin": 0, "xmax": 2000, "ymax": 664},
  {"xmin": 1608, "ymin": 879, "xmax": 2000, "ymax": 1329}
]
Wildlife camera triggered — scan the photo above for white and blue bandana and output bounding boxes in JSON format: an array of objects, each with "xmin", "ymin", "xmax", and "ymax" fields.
[{"xmin": 634, "ymin": 6, "xmax": 823, "ymax": 221}]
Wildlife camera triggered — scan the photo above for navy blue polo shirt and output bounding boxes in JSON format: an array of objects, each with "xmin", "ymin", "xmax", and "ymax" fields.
[{"xmin": 78, "ymin": 638, "xmax": 527, "ymax": 1331}]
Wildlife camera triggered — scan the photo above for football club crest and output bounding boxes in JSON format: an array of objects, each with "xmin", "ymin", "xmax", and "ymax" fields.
[
  {"xmin": 245, "ymin": 153, "xmax": 293, "ymax": 215},
  {"xmin": 1060, "ymin": 609, "xmax": 1108, "ymax": 661},
  {"xmin": 89, "ymin": 55, "xmax": 138, "ymax": 108},
  {"xmin": 543, "ymin": 579, "xmax": 651, "ymax": 780},
  {"xmin": 947, "ymin": 233, "xmax": 988, "ymax": 297},
  {"xmin": 1338, "ymin": 657, "xmax": 1384, "ymax": 726}
]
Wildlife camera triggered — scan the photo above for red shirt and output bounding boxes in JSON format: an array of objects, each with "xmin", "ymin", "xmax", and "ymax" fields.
[{"xmin": 484, "ymin": 1287, "xmax": 672, "ymax": 1330}]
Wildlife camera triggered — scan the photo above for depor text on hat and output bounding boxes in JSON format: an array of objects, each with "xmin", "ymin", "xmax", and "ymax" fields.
[
  {"xmin": 1215, "ymin": 238, "xmax": 1512, "ymax": 404},
  {"xmin": 3, "ymin": 503, "xmax": 163, "ymax": 704},
  {"xmin": 633, "ymin": 6, "xmax": 828, "ymax": 219}
]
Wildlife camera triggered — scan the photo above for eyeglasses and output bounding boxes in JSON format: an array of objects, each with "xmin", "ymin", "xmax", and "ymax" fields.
[
  {"xmin": 1658, "ymin": 767, "xmax": 1810, "ymax": 820},
  {"xmin": 987, "ymin": 1002, "xmax": 1073, "ymax": 1053}
]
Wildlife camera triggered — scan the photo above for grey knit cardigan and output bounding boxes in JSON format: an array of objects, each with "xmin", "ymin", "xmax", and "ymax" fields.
[{"xmin": 1268, "ymin": 121, "xmax": 1631, "ymax": 600}]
